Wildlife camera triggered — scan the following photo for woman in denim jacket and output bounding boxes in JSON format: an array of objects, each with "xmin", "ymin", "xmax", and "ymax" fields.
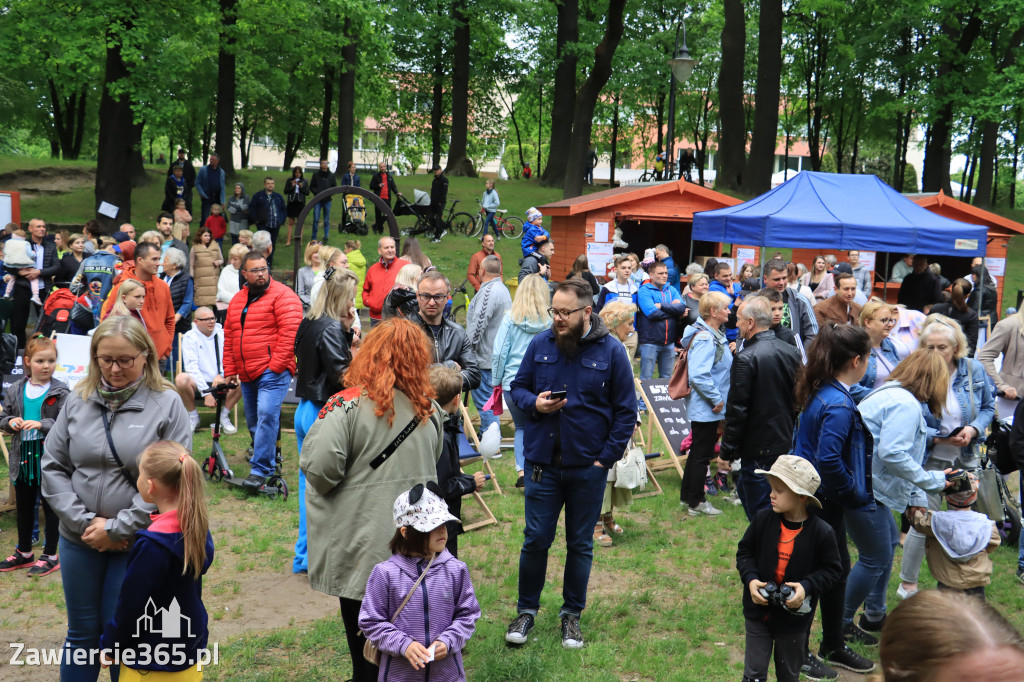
[
  {"xmin": 850, "ymin": 301, "xmax": 902, "ymax": 403},
  {"xmin": 898, "ymin": 314, "xmax": 994, "ymax": 597},
  {"xmin": 857, "ymin": 350, "xmax": 952, "ymax": 637},
  {"xmin": 793, "ymin": 324, "xmax": 880, "ymax": 669},
  {"xmin": 679, "ymin": 291, "xmax": 732, "ymax": 518}
]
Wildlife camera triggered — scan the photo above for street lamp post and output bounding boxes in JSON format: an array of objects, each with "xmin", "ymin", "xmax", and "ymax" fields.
[{"xmin": 665, "ymin": 18, "xmax": 696, "ymax": 180}]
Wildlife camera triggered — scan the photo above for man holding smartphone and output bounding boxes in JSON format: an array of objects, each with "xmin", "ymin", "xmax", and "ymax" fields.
[{"xmin": 505, "ymin": 279, "xmax": 636, "ymax": 651}]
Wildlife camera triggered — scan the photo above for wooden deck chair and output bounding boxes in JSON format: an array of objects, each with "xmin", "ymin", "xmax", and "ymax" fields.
[
  {"xmin": 452, "ymin": 434, "xmax": 498, "ymax": 532},
  {"xmin": 458, "ymin": 402, "xmax": 502, "ymax": 495}
]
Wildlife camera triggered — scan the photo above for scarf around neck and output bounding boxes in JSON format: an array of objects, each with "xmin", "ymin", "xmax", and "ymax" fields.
[{"xmin": 98, "ymin": 374, "xmax": 145, "ymax": 411}]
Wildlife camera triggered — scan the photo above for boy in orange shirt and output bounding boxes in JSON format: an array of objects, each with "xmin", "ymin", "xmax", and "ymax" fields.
[{"xmin": 736, "ymin": 456, "xmax": 844, "ymax": 682}]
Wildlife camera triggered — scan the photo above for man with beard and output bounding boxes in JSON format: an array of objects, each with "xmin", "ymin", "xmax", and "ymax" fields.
[
  {"xmin": 223, "ymin": 251, "xmax": 303, "ymax": 490},
  {"xmin": 505, "ymin": 279, "xmax": 636, "ymax": 651}
]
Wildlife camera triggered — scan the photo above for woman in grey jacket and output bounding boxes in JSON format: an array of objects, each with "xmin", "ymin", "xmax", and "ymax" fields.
[
  {"xmin": 42, "ymin": 316, "xmax": 192, "ymax": 682},
  {"xmin": 226, "ymin": 182, "xmax": 249, "ymax": 246}
]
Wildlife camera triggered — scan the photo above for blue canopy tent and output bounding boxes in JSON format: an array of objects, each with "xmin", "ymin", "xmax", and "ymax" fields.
[{"xmin": 692, "ymin": 172, "xmax": 987, "ymax": 258}]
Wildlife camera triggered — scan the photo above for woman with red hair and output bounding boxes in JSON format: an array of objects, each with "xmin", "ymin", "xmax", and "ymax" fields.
[{"xmin": 300, "ymin": 318, "xmax": 444, "ymax": 682}]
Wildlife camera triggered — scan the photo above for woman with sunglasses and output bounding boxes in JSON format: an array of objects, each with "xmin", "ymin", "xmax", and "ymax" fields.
[
  {"xmin": 849, "ymin": 300, "xmax": 903, "ymax": 403},
  {"xmin": 41, "ymin": 316, "xmax": 191, "ymax": 682}
]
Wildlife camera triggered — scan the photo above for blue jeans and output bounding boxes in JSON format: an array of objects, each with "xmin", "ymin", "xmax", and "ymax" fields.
[
  {"xmin": 482, "ymin": 211, "xmax": 497, "ymax": 237},
  {"xmin": 240, "ymin": 369, "xmax": 293, "ymax": 477},
  {"xmin": 312, "ymin": 201, "xmax": 332, "ymax": 241},
  {"xmin": 293, "ymin": 398, "xmax": 323, "ymax": 573},
  {"xmin": 59, "ymin": 536, "xmax": 130, "ymax": 682},
  {"xmin": 639, "ymin": 343, "xmax": 674, "ymax": 380},
  {"xmin": 506, "ymin": 399, "xmax": 528, "ymax": 472},
  {"xmin": 470, "ymin": 368, "xmax": 499, "ymax": 438},
  {"xmin": 517, "ymin": 461, "xmax": 608, "ymax": 617},
  {"xmin": 737, "ymin": 463, "xmax": 773, "ymax": 521},
  {"xmin": 844, "ymin": 503, "xmax": 899, "ymax": 624}
]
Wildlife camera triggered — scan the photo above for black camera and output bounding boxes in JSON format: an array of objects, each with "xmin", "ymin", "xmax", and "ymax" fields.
[{"xmin": 758, "ymin": 581, "xmax": 811, "ymax": 614}]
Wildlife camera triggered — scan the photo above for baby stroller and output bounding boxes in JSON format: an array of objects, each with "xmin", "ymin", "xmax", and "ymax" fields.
[
  {"xmin": 344, "ymin": 194, "xmax": 368, "ymax": 236},
  {"xmin": 33, "ymin": 288, "xmax": 76, "ymax": 337},
  {"xmin": 980, "ymin": 414, "xmax": 1024, "ymax": 546},
  {"xmin": 393, "ymin": 189, "xmax": 433, "ymax": 237}
]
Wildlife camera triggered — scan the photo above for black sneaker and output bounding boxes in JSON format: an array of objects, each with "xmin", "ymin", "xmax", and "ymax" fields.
[
  {"xmin": 504, "ymin": 613, "xmax": 535, "ymax": 645},
  {"xmin": 515, "ymin": 474, "xmax": 525, "ymax": 489},
  {"xmin": 26, "ymin": 556, "xmax": 60, "ymax": 577},
  {"xmin": 0, "ymin": 550, "xmax": 34, "ymax": 572},
  {"xmin": 560, "ymin": 615, "xmax": 584, "ymax": 649},
  {"xmin": 1016, "ymin": 566, "xmax": 1024, "ymax": 585},
  {"xmin": 843, "ymin": 621, "xmax": 879, "ymax": 646},
  {"xmin": 242, "ymin": 474, "xmax": 266, "ymax": 490},
  {"xmin": 820, "ymin": 645, "xmax": 876, "ymax": 673},
  {"xmin": 858, "ymin": 612, "xmax": 886, "ymax": 632},
  {"xmin": 800, "ymin": 652, "xmax": 838, "ymax": 681}
]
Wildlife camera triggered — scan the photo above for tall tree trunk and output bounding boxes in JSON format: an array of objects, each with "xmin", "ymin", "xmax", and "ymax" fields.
[
  {"xmin": 202, "ymin": 113, "xmax": 214, "ymax": 164},
  {"xmin": 974, "ymin": 120, "xmax": 999, "ymax": 207},
  {"xmin": 921, "ymin": 10, "xmax": 983, "ymax": 193},
  {"xmin": 654, "ymin": 93, "xmax": 665, "ymax": 157},
  {"xmin": 541, "ymin": 0, "xmax": 579, "ymax": 185},
  {"xmin": 430, "ymin": 45, "xmax": 444, "ymax": 169},
  {"xmin": 320, "ymin": 66, "xmax": 334, "ymax": 161},
  {"xmin": 237, "ymin": 117, "xmax": 251, "ymax": 169},
  {"xmin": 965, "ymin": 154, "xmax": 978, "ymax": 201},
  {"xmin": 215, "ymin": 0, "xmax": 237, "ymax": 176},
  {"xmin": 282, "ymin": 131, "xmax": 302, "ymax": 170},
  {"xmin": 1012, "ymin": 110, "xmax": 1021, "ymax": 209},
  {"xmin": 562, "ymin": 0, "xmax": 626, "ymax": 199},
  {"xmin": 72, "ymin": 84, "xmax": 87, "ymax": 159},
  {"xmin": 445, "ymin": 0, "xmax": 475, "ymax": 176},
  {"xmin": 716, "ymin": 0, "xmax": 746, "ymax": 190},
  {"xmin": 337, "ymin": 22, "xmax": 356, "ymax": 177},
  {"xmin": 95, "ymin": 29, "xmax": 136, "ymax": 231},
  {"xmin": 130, "ymin": 121, "xmax": 148, "ymax": 186},
  {"xmin": 610, "ymin": 93, "xmax": 619, "ymax": 186},
  {"xmin": 744, "ymin": 0, "xmax": 782, "ymax": 194}
]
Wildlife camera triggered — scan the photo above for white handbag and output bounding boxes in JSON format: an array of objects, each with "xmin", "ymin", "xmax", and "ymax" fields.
[{"xmin": 613, "ymin": 446, "xmax": 647, "ymax": 491}]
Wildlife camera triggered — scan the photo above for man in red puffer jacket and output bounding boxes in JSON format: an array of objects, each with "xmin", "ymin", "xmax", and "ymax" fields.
[{"xmin": 223, "ymin": 251, "xmax": 302, "ymax": 489}]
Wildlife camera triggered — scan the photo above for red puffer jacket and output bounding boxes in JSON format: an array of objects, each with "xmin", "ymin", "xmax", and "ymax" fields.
[{"xmin": 223, "ymin": 279, "xmax": 302, "ymax": 382}]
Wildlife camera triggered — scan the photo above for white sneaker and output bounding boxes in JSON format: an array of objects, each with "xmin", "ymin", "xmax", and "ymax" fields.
[
  {"xmin": 189, "ymin": 412, "xmax": 201, "ymax": 433},
  {"xmin": 896, "ymin": 584, "xmax": 918, "ymax": 600},
  {"xmin": 688, "ymin": 500, "xmax": 723, "ymax": 517},
  {"xmin": 220, "ymin": 416, "xmax": 237, "ymax": 435}
]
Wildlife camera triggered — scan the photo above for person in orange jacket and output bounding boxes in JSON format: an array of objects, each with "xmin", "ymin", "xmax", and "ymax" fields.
[{"xmin": 101, "ymin": 242, "xmax": 175, "ymax": 362}]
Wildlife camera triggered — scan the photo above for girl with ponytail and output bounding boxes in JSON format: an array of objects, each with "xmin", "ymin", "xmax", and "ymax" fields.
[
  {"xmin": 99, "ymin": 441, "xmax": 214, "ymax": 680},
  {"xmin": 792, "ymin": 323, "xmax": 881, "ymax": 669}
]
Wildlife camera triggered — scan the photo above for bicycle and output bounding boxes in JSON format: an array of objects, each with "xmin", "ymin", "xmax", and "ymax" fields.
[
  {"xmin": 402, "ymin": 199, "xmax": 475, "ymax": 240},
  {"xmin": 462, "ymin": 201, "xmax": 524, "ymax": 239},
  {"xmin": 446, "ymin": 278, "xmax": 472, "ymax": 324}
]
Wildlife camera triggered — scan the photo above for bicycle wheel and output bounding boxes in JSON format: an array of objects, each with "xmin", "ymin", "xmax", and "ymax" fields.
[
  {"xmin": 465, "ymin": 215, "xmax": 483, "ymax": 238},
  {"xmin": 449, "ymin": 212, "xmax": 476, "ymax": 237},
  {"xmin": 503, "ymin": 216, "xmax": 524, "ymax": 239}
]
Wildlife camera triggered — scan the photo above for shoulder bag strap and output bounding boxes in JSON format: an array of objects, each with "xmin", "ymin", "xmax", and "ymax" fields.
[
  {"xmin": 100, "ymin": 406, "xmax": 139, "ymax": 490},
  {"xmin": 369, "ymin": 416, "xmax": 422, "ymax": 470},
  {"xmin": 390, "ymin": 552, "xmax": 437, "ymax": 623}
]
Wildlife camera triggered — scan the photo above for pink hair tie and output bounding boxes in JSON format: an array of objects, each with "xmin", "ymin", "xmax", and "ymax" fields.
[{"xmin": 179, "ymin": 453, "xmax": 187, "ymax": 463}]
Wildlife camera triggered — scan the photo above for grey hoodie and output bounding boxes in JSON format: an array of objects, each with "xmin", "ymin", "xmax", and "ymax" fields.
[
  {"xmin": 42, "ymin": 384, "xmax": 192, "ymax": 547},
  {"xmin": 466, "ymin": 278, "xmax": 512, "ymax": 369},
  {"xmin": 227, "ymin": 182, "xmax": 249, "ymax": 235}
]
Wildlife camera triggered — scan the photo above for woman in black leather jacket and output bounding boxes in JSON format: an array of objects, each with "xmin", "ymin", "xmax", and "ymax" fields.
[{"xmin": 291, "ymin": 266, "xmax": 357, "ymax": 574}]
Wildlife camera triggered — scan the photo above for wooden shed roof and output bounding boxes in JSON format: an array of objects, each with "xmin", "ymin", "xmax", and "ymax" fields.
[
  {"xmin": 540, "ymin": 178, "xmax": 742, "ymax": 217},
  {"xmin": 911, "ymin": 191, "xmax": 1024, "ymax": 236}
]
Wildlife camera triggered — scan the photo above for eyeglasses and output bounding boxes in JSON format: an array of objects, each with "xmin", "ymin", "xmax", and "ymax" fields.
[
  {"xmin": 547, "ymin": 306, "xmax": 587, "ymax": 319},
  {"xmin": 246, "ymin": 267, "xmax": 269, "ymax": 275},
  {"xmin": 417, "ymin": 293, "xmax": 448, "ymax": 303},
  {"xmin": 875, "ymin": 317, "xmax": 894, "ymax": 325},
  {"xmin": 195, "ymin": 316, "xmax": 216, "ymax": 322},
  {"xmin": 95, "ymin": 351, "xmax": 146, "ymax": 370}
]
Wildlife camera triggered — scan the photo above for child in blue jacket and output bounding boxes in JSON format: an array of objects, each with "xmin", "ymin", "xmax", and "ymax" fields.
[{"xmin": 520, "ymin": 207, "xmax": 550, "ymax": 258}]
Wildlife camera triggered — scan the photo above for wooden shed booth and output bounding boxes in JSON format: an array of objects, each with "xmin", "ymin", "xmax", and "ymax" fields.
[{"xmin": 539, "ymin": 180, "xmax": 747, "ymax": 281}]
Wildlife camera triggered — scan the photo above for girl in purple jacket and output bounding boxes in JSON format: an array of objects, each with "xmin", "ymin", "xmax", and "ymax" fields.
[{"xmin": 359, "ymin": 483, "xmax": 481, "ymax": 681}]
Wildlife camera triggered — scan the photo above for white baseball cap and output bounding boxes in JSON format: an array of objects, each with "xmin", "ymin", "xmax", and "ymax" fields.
[
  {"xmin": 755, "ymin": 455, "xmax": 822, "ymax": 509},
  {"xmin": 393, "ymin": 483, "xmax": 460, "ymax": 532}
]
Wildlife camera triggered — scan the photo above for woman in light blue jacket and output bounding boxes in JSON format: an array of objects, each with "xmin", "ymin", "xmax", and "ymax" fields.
[
  {"xmin": 898, "ymin": 314, "xmax": 994, "ymax": 597},
  {"xmin": 678, "ymin": 291, "xmax": 732, "ymax": 517},
  {"xmin": 480, "ymin": 179, "xmax": 501, "ymax": 238},
  {"xmin": 853, "ymin": 350, "xmax": 952, "ymax": 631},
  {"xmin": 491, "ymin": 274, "xmax": 552, "ymax": 488}
]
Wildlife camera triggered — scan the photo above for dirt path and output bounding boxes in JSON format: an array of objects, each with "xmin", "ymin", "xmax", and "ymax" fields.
[{"xmin": 0, "ymin": 167, "xmax": 94, "ymax": 198}]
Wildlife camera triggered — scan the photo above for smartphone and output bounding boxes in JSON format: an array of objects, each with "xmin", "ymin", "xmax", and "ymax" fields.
[
  {"xmin": 548, "ymin": 390, "xmax": 568, "ymax": 401},
  {"xmin": 946, "ymin": 426, "xmax": 965, "ymax": 438}
]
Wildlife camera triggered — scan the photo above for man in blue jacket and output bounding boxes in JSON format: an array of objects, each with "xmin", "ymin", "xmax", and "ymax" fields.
[
  {"xmin": 636, "ymin": 261, "xmax": 689, "ymax": 380},
  {"xmin": 654, "ymin": 244, "xmax": 680, "ymax": 289},
  {"xmin": 505, "ymin": 279, "xmax": 636, "ymax": 651},
  {"xmin": 708, "ymin": 261, "xmax": 742, "ymax": 342},
  {"xmin": 195, "ymin": 154, "xmax": 226, "ymax": 223},
  {"xmin": 247, "ymin": 177, "xmax": 287, "ymax": 265}
]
